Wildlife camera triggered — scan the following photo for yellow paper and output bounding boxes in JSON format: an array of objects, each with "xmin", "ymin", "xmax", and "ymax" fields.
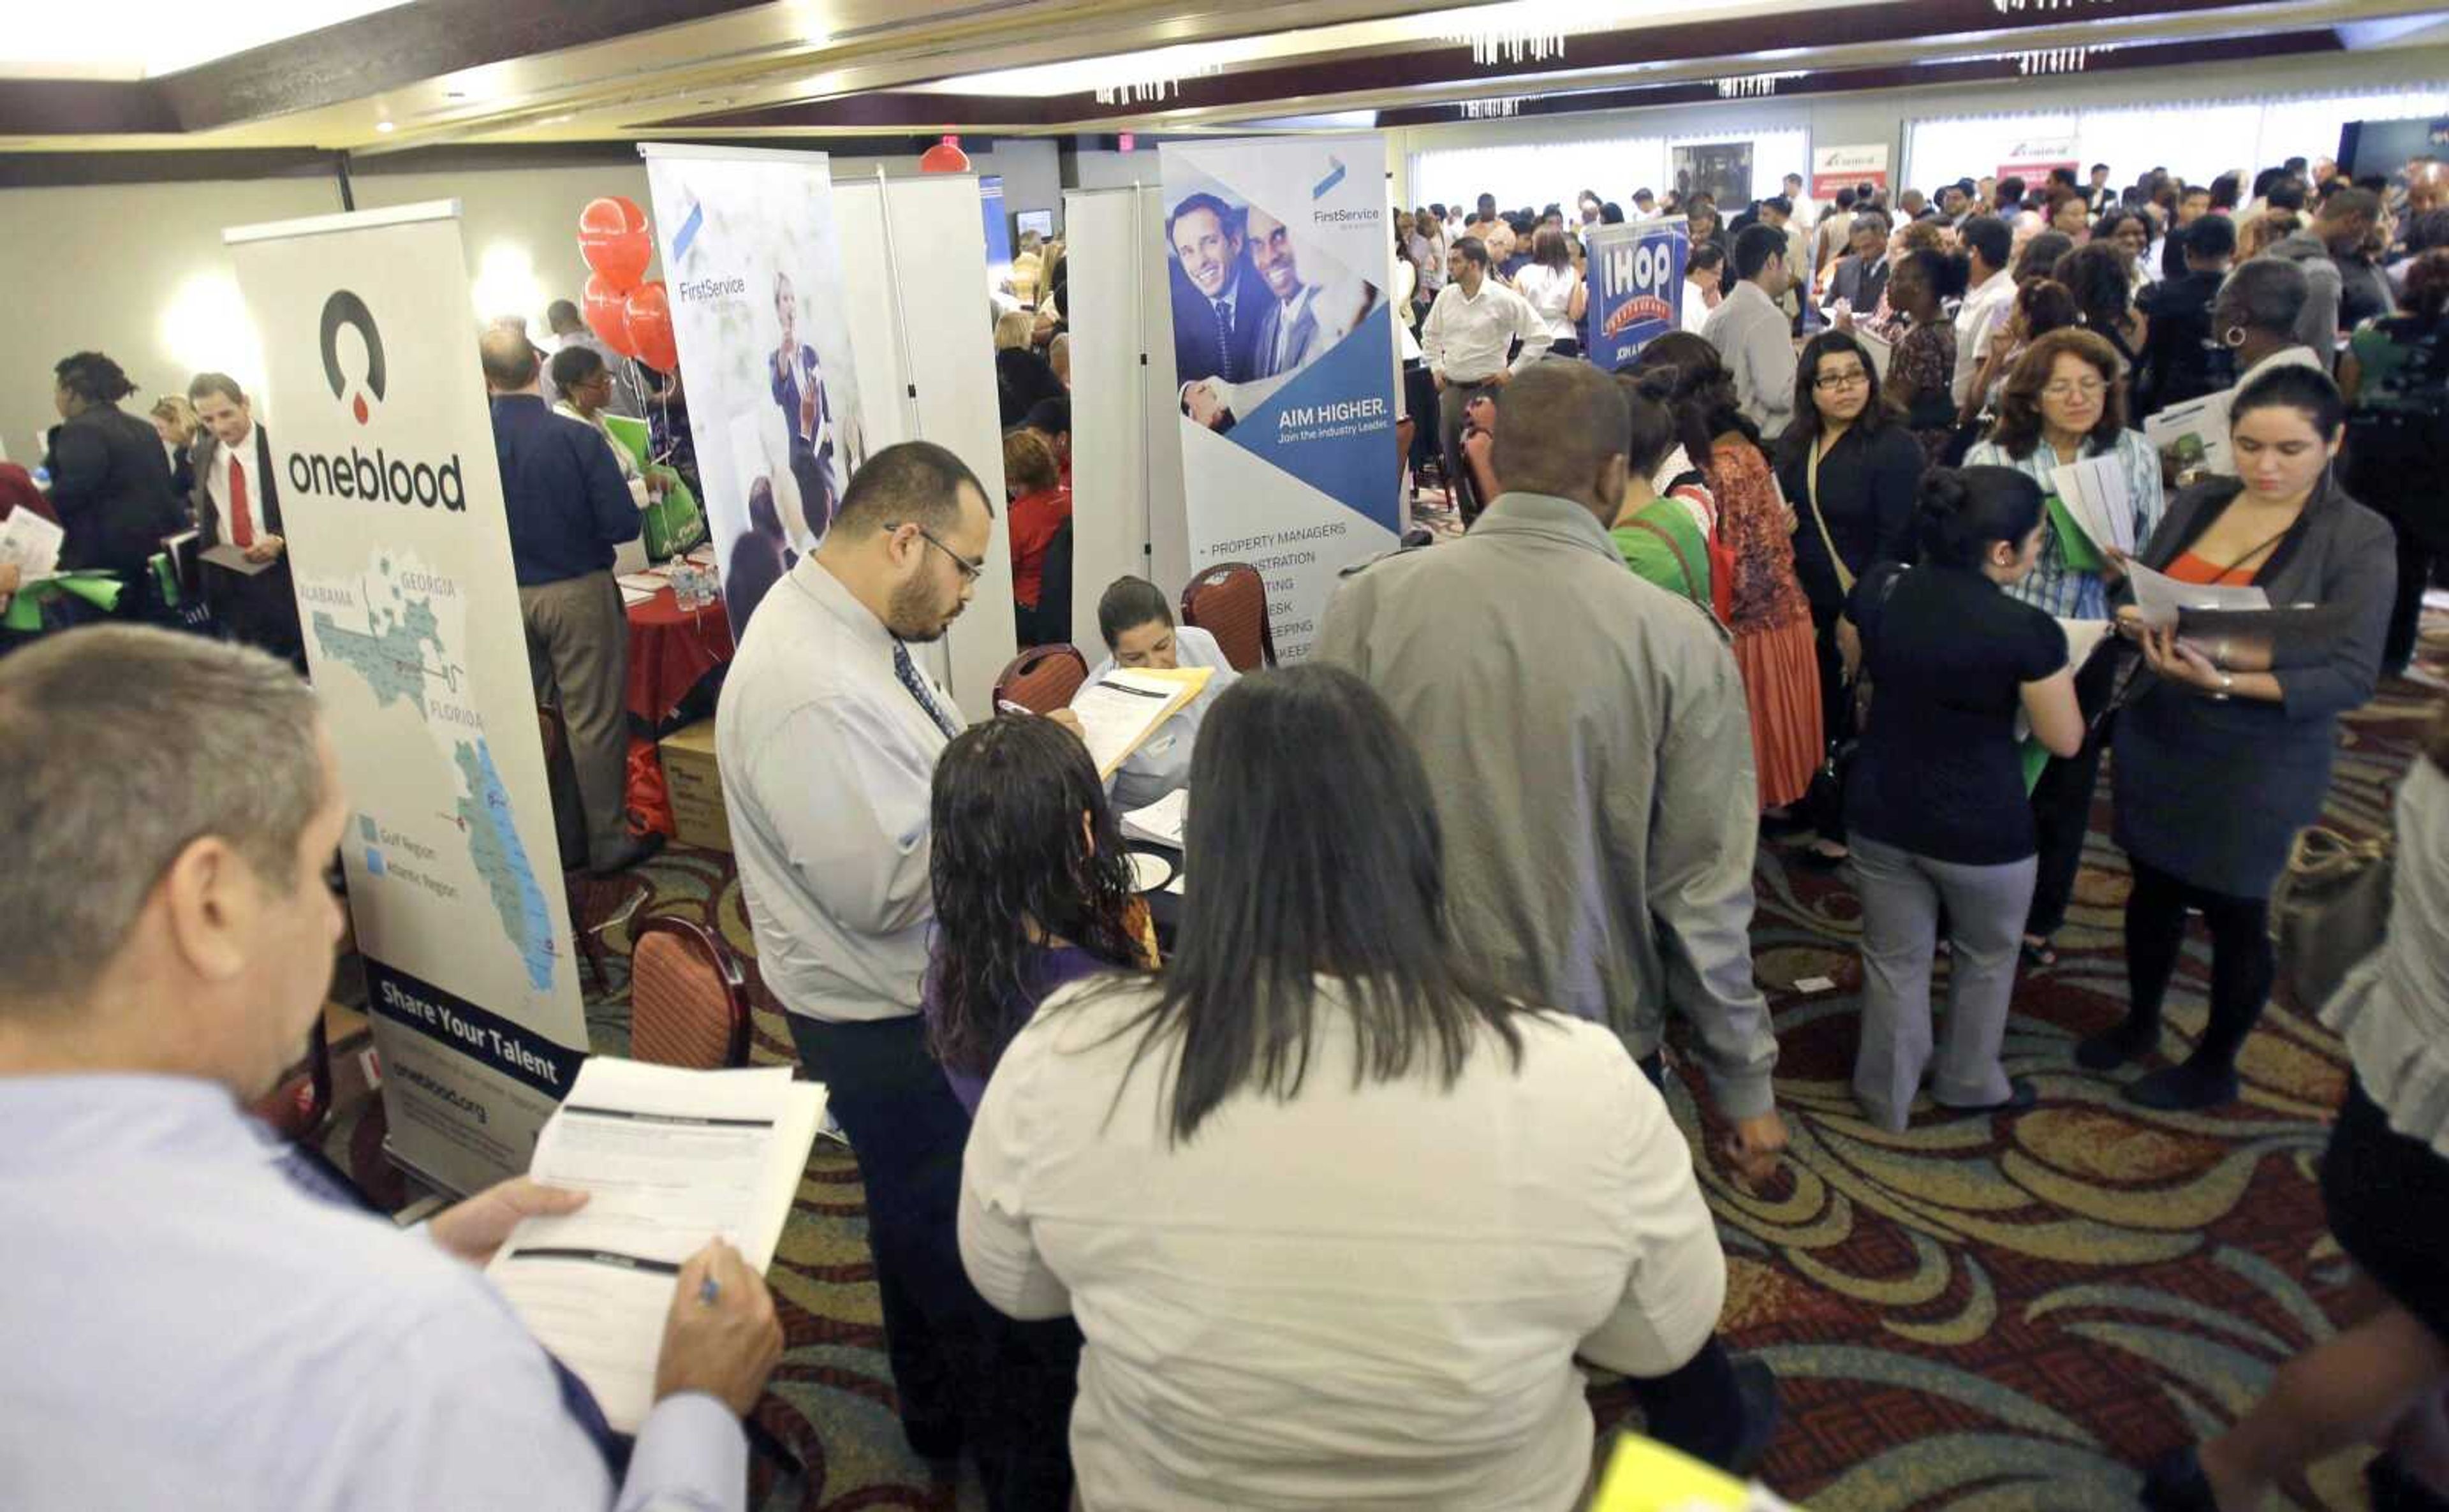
[{"xmin": 1591, "ymin": 1434, "xmax": 1768, "ymax": 1512}]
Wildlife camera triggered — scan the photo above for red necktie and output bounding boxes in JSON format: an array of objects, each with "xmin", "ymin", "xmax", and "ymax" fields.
[{"xmin": 228, "ymin": 453, "xmax": 254, "ymax": 548}]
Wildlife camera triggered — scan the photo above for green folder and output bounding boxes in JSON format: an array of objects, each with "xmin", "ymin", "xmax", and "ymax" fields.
[
  {"xmin": 4, "ymin": 571, "xmax": 123, "ymax": 631},
  {"xmin": 2042, "ymin": 492, "xmax": 2105, "ymax": 574},
  {"xmin": 2019, "ymin": 737, "xmax": 2052, "ymax": 795},
  {"xmin": 602, "ymin": 414, "xmax": 707, "ymax": 562}
]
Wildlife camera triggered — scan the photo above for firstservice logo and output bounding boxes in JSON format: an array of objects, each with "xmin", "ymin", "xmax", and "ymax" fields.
[{"xmin": 286, "ymin": 289, "xmax": 466, "ymax": 513}]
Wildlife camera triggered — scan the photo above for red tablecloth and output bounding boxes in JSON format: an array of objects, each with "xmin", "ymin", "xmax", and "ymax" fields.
[{"xmin": 624, "ymin": 586, "xmax": 734, "ymax": 726}]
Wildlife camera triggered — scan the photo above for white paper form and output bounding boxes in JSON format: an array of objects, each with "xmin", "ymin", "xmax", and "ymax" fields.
[
  {"xmin": 2047, "ymin": 454, "xmax": 2135, "ymax": 557},
  {"xmin": 2144, "ymin": 390, "xmax": 2235, "ymax": 476},
  {"xmin": 0, "ymin": 507, "xmax": 63, "ymax": 580},
  {"xmin": 2056, "ymin": 617, "xmax": 2116, "ymax": 672},
  {"xmin": 1121, "ymin": 788, "xmax": 1189, "ymax": 848},
  {"xmin": 2126, "ymin": 561, "xmax": 2270, "ymax": 628},
  {"xmin": 485, "ymin": 1059, "xmax": 825, "ymax": 1432},
  {"xmin": 1069, "ymin": 668, "xmax": 1204, "ymax": 779}
]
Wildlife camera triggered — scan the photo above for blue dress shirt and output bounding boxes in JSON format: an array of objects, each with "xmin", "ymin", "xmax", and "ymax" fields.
[
  {"xmin": 492, "ymin": 394, "xmax": 642, "ymax": 587},
  {"xmin": 0, "ymin": 1074, "xmax": 744, "ymax": 1511}
]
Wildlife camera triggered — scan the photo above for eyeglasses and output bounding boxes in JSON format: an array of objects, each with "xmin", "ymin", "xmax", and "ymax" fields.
[
  {"xmin": 890, "ymin": 522, "xmax": 984, "ymax": 582},
  {"xmin": 2041, "ymin": 379, "xmax": 2108, "ymax": 400},
  {"xmin": 1813, "ymin": 371, "xmax": 1871, "ymax": 391}
]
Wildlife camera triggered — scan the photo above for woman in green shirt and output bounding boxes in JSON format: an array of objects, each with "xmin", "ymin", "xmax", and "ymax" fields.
[{"xmin": 1610, "ymin": 367, "xmax": 1719, "ymax": 617}]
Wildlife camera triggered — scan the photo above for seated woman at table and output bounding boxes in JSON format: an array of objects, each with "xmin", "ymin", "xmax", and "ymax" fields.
[
  {"xmin": 922, "ymin": 713, "xmax": 1154, "ymax": 1116},
  {"xmin": 2084, "ymin": 364, "xmax": 2396, "ymax": 1111},
  {"xmin": 1082, "ymin": 575, "xmax": 1239, "ymax": 812},
  {"xmin": 959, "ymin": 664, "xmax": 1735, "ymax": 1509}
]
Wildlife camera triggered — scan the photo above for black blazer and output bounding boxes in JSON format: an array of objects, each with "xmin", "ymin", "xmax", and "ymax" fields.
[
  {"xmin": 45, "ymin": 403, "xmax": 188, "ymax": 578},
  {"xmin": 1828, "ymin": 254, "xmax": 1889, "ymax": 315},
  {"xmin": 190, "ymin": 425, "xmax": 284, "ymax": 548}
]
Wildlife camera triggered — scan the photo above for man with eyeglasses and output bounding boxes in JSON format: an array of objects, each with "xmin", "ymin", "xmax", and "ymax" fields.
[{"xmin": 716, "ymin": 441, "xmax": 1081, "ymax": 1504}]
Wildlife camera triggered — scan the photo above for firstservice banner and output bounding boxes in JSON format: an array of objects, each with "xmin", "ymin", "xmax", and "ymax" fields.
[
  {"xmin": 224, "ymin": 202, "xmax": 591, "ymax": 1195},
  {"xmin": 1159, "ymin": 134, "xmax": 1401, "ymax": 661},
  {"xmin": 1585, "ymin": 217, "xmax": 1689, "ymax": 372},
  {"xmin": 640, "ymin": 143, "xmax": 865, "ymax": 636}
]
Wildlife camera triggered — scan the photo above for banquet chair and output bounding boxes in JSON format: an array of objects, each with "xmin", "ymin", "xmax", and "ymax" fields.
[
  {"xmin": 629, "ymin": 917, "xmax": 753, "ymax": 1070},
  {"xmin": 538, "ymin": 705, "xmax": 652, "ymax": 994},
  {"xmin": 248, "ymin": 1012, "xmax": 335, "ymax": 1145},
  {"xmin": 1180, "ymin": 562, "xmax": 1276, "ymax": 671},
  {"xmin": 993, "ymin": 644, "xmax": 1090, "ymax": 714}
]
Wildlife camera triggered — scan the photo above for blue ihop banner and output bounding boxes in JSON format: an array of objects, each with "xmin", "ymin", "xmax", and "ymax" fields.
[
  {"xmin": 1158, "ymin": 133, "xmax": 1401, "ymax": 661},
  {"xmin": 1585, "ymin": 217, "xmax": 1688, "ymax": 371}
]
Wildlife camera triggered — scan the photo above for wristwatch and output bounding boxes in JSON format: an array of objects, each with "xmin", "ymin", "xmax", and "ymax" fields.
[{"xmin": 2210, "ymin": 669, "xmax": 2235, "ymax": 701}]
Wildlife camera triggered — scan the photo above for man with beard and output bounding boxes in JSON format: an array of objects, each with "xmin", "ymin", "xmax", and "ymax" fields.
[{"xmin": 716, "ymin": 441, "xmax": 1082, "ymax": 1508}]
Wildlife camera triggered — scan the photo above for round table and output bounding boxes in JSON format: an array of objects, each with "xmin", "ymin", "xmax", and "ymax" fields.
[{"xmin": 624, "ymin": 585, "xmax": 734, "ymax": 728}]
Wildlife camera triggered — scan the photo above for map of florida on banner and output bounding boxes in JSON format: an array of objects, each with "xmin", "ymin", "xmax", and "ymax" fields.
[{"xmin": 1160, "ymin": 133, "xmax": 1402, "ymax": 661}]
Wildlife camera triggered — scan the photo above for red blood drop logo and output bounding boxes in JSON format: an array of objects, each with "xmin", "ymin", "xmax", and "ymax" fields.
[{"xmin": 353, "ymin": 392, "xmax": 369, "ymax": 425}]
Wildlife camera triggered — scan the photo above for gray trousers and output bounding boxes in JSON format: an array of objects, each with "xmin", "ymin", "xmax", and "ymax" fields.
[
  {"xmin": 1850, "ymin": 835, "xmax": 2035, "ymax": 1131},
  {"xmin": 520, "ymin": 571, "xmax": 632, "ymax": 870}
]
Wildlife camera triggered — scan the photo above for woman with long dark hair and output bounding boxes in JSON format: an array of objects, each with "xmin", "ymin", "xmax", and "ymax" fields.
[
  {"xmin": 959, "ymin": 666, "xmax": 1733, "ymax": 1507},
  {"xmin": 2054, "ymin": 241, "xmax": 2149, "ymax": 378},
  {"xmin": 923, "ymin": 714, "xmax": 1151, "ymax": 1113},
  {"xmin": 1631, "ymin": 332, "xmax": 1822, "ymax": 816},
  {"xmin": 1609, "ymin": 369, "xmax": 1719, "ymax": 612},
  {"xmin": 1845, "ymin": 468, "xmax": 2082, "ymax": 1129},
  {"xmin": 2086, "ymin": 365, "xmax": 2397, "ymax": 1110}
]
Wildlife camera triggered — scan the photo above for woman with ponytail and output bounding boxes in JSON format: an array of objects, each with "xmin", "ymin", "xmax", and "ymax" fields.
[
  {"xmin": 1608, "ymin": 368, "xmax": 1719, "ymax": 612},
  {"xmin": 1842, "ymin": 466, "xmax": 2082, "ymax": 1131},
  {"xmin": 2085, "ymin": 364, "xmax": 2396, "ymax": 1112}
]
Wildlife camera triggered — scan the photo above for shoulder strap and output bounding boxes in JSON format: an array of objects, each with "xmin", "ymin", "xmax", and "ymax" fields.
[
  {"xmin": 1624, "ymin": 517, "xmax": 1709, "ymax": 613},
  {"xmin": 1804, "ymin": 434, "xmax": 1857, "ymax": 596}
]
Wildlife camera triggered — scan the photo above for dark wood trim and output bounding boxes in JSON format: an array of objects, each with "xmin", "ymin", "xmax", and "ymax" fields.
[
  {"xmin": 0, "ymin": 147, "xmax": 342, "ymax": 189},
  {"xmin": 0, "ymin": 79, "xmax": 181, "ymax": 137},
  {"xmin": 0, "ymin": 135, "xmax": 970, "ymax": 191}
]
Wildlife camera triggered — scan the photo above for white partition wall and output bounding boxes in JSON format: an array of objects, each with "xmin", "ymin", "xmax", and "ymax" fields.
[
  {"xmin": 833, "ymin": 173, "xmax": 1018, "ymax": 715},
  {"xmin": 1063, "ymin": 184, "xmax": 1192, "ymax": 651}
]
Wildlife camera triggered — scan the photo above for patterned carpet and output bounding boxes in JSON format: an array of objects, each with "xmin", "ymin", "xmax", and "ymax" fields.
[{"xmin": 318, "ymin": 643, "xmax": 2445, "ymax": 1511}]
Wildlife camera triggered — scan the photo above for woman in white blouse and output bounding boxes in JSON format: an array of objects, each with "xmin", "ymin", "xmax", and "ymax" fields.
[
  {"xmin": 1511, "ymin": 227, "xmax": 1589, "ymax": 360},
  {"xmin": 959, "ymin": 664, "xmax": 1740, "ymax": 1510}
]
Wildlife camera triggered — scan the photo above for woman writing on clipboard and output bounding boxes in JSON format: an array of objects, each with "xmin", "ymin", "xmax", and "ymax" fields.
[{"xmin": 2082, "ymin": 365, "xmax": 2396, "ymax": 1112}]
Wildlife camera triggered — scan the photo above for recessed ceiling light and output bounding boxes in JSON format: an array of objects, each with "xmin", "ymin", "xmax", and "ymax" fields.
[{"xmin": 374, "ymin": 120, "xmax": 395, "ymax": 133}]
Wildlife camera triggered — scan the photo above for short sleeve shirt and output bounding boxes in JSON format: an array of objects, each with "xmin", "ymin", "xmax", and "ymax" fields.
[{"xmin": 1846, "ymin": 563, "xmax": 2068, "ymax": 865}]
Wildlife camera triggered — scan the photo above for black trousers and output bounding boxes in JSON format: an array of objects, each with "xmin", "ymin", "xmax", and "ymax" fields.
[
  {"xmin": 2117, "ymin": 856, "xmax": 2275, "ymax": 1076},
  {"xmin": 786, "ymin": 1013, "xmax": 1079, "ymax": 1511},
  {"xmin": 1804, "ymin": 606, "xmax": 1850, "ymax": 842},
  {"xmin": 2024, "ymin": 649, "xmax": 2122, "ymax": 938},
  {"xmin": 2382, "ymin": 513, "xmax": 2438, "ymax": 675},
  {"xmin": 1437, "ymin": 378, "xmax": 1497, "ymax": 522}
]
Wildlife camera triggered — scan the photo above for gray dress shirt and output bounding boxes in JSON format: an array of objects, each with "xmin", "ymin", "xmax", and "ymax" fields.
[
  {"xmin": 717, "ymin": 557, "xmax": 960, "ymax": 1022},
  {"xmin": 1314, "ymin": 491, "xmax": 1779, "ymax": 1119},
  {"xmin": 1701, "ymin": 280, "xmax": 1797, "ymax": 439},
  {"xmin": 0, "ymin": 1074, "xmax": 742, "ymax": 1511}
]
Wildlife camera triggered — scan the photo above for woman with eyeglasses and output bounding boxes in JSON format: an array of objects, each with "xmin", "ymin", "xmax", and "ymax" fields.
[
  {"xmin": 1774, "ymin": 330, "xmax": 1929, "ymax": 867},
  {"xmin": 2085, "ymin": 366, "xmax": 2395, "ymax": 1112},
  {"xmin": 1966, "ymin": 328, "xmax": 2166, "ymax": 969},
  {"xmin": 958, "ymin": 665, "xmax": 1734, "ymax": 1508}
]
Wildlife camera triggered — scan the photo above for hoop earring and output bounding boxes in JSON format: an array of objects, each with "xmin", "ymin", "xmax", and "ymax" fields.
[{"xmin": 2221, "ymin": 325, "xmax": 2247, "ymax": 348}]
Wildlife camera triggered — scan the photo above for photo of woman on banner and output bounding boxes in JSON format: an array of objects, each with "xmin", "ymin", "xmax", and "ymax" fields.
[
  {"xmin": 1178, "ymin": 203, "xmax": 1383, "ymax": 434},
  {"xmin": 770, "ymin": 268, "xmax": 847, "ymax": 543}
]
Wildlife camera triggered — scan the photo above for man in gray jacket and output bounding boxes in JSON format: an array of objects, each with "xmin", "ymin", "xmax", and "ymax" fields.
[
  {"xmin": 2249, "ymin": 187, "xmax": 2382, "ymax": 365},
  {"xmin": 1315, "ymin": 359, "xmax": 1784, "ymax": 1476}
]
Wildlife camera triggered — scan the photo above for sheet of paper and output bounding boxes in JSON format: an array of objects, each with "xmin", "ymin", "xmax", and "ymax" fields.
[
  {"xmin": 1120, "ymin": 789, "xmax": 1189, "ymax": 848},
  {"xmin": 2143, "ymin": 390, "xmax": 2235, "ymax": 476},
  {"xmin": 1164, "ymin": 874, "xmax": 1187, "ymax": 895},
  {"xmin": 486, "ymin": 1059, "xmax": 827, "ymax": 1433},
  {"xmin": 617, "ymin": 571, "xmax": 670, "ymax": 593},
  {"xmin": 620, "ymin": 584, "xmax": 660, "ymax": 608},
  {"xmin": 0, "ymin": 507, "xmax": 62, "ymax": 580},
  {"xmin": 200, "ymin": 542, "xmax": 276, "ymax": 576},
  {"xmin": 1069, "ymin": 668, "xmax": 1209, "ymax": 779},
  {"xmin": 2056, "ymin": 617, "xmax": 2115, "ymax": 672},
  {"xmin": 2046, "ymin": 455, "xmax": 2131, "ymax": 556},
  {"xmin": 2126, "ymin": 561, "xmax": 2271, "ymax": 628}
]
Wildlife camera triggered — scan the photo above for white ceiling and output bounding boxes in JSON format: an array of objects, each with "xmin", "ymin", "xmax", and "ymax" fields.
[{"xmin": 2, "ymin": 0, "xmax": 412, "ymax": 80}]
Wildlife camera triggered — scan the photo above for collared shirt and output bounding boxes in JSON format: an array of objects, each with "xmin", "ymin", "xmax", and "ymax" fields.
[
  {"xmin": 553, "ymin": 400, "xmax": 650, "ymax": 510},
  {"xmin": 1314, "ymin": 490, "xmax": 1778, "ymax": 1119},
  {"xmin": 1511, "ymin": 262, "xmax": 1581, "ymax": 343},
  {"xmin": 0, "ymin": 1074, "xmax": 742, "ymax": 1511},
  {"xmin": 1679, "ymin": 282, "xmax": 1716, "ymax": 334},
  {"xmin": 1420, "ymin": 277, "xmax": 1553, "ymax": 383},
  {"xmin": 1953, "ymin": 268, "xmax": 2019, "ymax": 407},
  {"xmin": 1083, "ymin": 624, "xmax": 1239, "ymax": 813},
  {"xmin": 492, "ymin": 394, "xmax": 640, "ymax": 587},
  {"xmin": 717, "ymin": 557, "xmax": 959, "ymax": 1022},
  {"xmin": 1701, "ymin": 280, "xmax": 1797, "ymax": 438},
  {"xmin": 547, "ymin": 332, "xmax": 641, "ymax": 417},
  {"xmin": 205, "ymin": 423, "xmax": 260, "ymax": 544},
  {"xmin": 1267, "ymin": 283, "xmax": 1320, "ymax": 375},
  {"xmin": 1964, "ymin": 428, "xmax": 2166, "ymax": 619},
  {"xmin": 960, "ymin": 978, "xmax": 1726, "ymax": 1511}
]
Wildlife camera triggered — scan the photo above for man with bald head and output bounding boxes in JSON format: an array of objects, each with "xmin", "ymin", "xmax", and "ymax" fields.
[
  {"xmin": 1314, "ymin": 360, "xmax": 1788, "ymax": 1477},
  {"xmin": 483, "ymin": 327, "xmax": 658, "ymax": 874}
]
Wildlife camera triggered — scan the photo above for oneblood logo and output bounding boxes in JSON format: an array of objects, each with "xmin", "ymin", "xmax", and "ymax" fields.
[{"xmin": 289, "ymin": 289, "xmax": 467, "ymax": 512}]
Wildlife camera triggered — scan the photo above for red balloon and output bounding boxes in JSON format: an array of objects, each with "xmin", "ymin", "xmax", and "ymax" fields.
[
  {"xmin": 624, "ymin": 280, "xmax": 678, "ymax": 373},
  {"xmin": 578, "ymin": 195, "xmax": 651, "ymax": 291},
  {"xmin": 583, "ymin": 272, "xmax": 638, "ymax": 358}
]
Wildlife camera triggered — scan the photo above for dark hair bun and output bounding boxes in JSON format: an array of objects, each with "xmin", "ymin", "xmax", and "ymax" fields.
[
  {"xmin": 1914, "ymin": 465, "xmax": 2045, "ymax": 569},
  {"xmin": 1632, "ymin": 367, "xmax": 1679, "ymax": 404}
]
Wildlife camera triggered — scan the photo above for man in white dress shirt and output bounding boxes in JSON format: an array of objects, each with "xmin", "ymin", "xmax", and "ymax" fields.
[
  {"xmin": 717, "ymin": 441, "xmax": 1083, "ymax": 1502},
  {"xmin": 1702, "ymin": 224, "xmax": 1800, "ymax": 437},
  {"xmin": 1420, "ymin": 235, "xmax": 1553, "ymax": 497},
  {"xmin": 1952, "ymin": 216, "xmax": 2020, "ymax": 418},
  {"xmin": 0, "ymin": 626, "xmax": 781, "ymax": 1511}
]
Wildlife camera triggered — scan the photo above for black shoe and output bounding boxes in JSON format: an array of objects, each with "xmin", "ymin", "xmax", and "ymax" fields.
[
  {"xmin": 2124, "ymin": 1062, "xmax": 2240, "ymax": 1112},
  {"xmin": 1935, "ymin": 1078, "xmax": 2038, "ymax": 1118},
  {"xmin": 2139, "ymin": 1446, "xmax": 2221, "ymax": 1511},
  {"xmin": 2077, "ymin": 1020, "xmax": 2158, "ymax": 1071},
  {"xmin": 589, "ymin": 832, "xmax": 666, "ymax": 876},
  {"xmin": 1721, "ymin": 1357, "xmax": 1781, "ymax": 1481},
  {"xmin": 900, "ymin": 1415, "xmax": 964, "ymax": 1460}
]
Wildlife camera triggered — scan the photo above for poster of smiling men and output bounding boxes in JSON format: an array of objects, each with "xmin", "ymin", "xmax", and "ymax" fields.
[{"xmin": 1159, "ymin": 135, "xmax": 1401, "ymax": 661}]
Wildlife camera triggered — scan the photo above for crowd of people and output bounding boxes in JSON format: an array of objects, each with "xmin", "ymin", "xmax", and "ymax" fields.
[{"xmin": 4, "ymin": 146, "xmax": 2445, "ymax": 1512}]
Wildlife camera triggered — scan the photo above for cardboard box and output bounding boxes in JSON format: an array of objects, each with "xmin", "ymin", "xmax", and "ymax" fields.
[{"xmin": 658, "ymin": 719, "xmax": 732, "ymax": 853}]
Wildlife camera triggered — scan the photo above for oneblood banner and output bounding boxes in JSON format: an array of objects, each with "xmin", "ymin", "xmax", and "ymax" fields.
[
  {"xmin": 1585, "ymin": 217, "xmax": 1689, "ymax": 371},
  {"xmin": 224, "ymin": 202, "xmax": 591, "ymax": 1194},
  {"xmin": 1159, "ymin": 134, "xmax": 1401, "ymax": 661}
]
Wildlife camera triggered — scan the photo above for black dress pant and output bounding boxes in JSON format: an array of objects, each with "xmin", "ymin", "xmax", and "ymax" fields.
[
  {"xmin": 2117, "ymin": 856, "xmax": 2276, "ymax": 1076},
  {"xmin": 2024, "ymin": 647, "xmax": 2122, "ymax": 939},
  {"xmin": 786, "ymin": 1013, "xmax": 1079, "ymax": 1511}
]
